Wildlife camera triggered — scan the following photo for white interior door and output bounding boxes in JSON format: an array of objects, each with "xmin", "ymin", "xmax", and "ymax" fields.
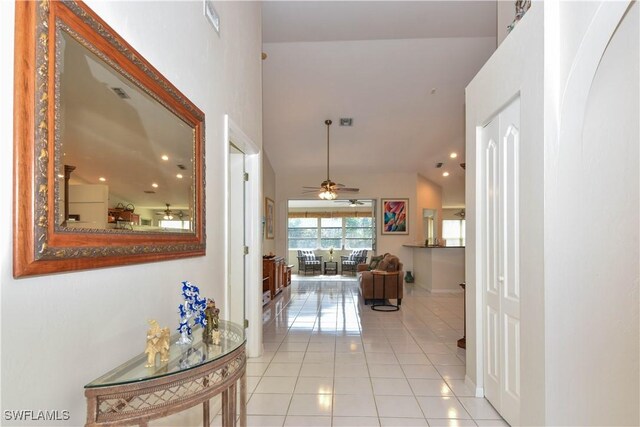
[
  {"xmin": 228, "ymin": 143, "xmax": 246, "ymax": 330},
  {"xmin": 481, "ymin": 97, "xmax": 521, "ymax": 425}
]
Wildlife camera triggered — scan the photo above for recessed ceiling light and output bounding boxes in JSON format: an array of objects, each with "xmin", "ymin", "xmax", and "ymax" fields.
[
  {"xmin": 99, "ymin": 177, "xmax": 106, "ymax": 182},
  {"xmin": 161, "ymin": 155, "xmax": 169, "ymax": 161},
  {"xmin": 176, "ymin": 174, "xmax": 183, "ymax": 179},
  {"xmin": 442, "ymin": 172, "xmax": 450, "ymax": 177},
  {"xmin": 450, "ymin": 152, "xmax": 458, "ymax": 159},
  {"xmin": 152, "ymin": 183, "xmax": 158, "ymax": 188},
  {"xmin": 57, "ymin": 174, "xmax": 64, "ymax": 178}
]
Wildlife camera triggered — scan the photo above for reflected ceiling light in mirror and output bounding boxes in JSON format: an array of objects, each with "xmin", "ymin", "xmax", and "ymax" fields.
[
  {"xmin": 319, "ymin": 189, "xmax": 337, "ymax": 200},
  {"xmin": 161, "ymin": 155, "xmax": 169, "ymax": 161},
  {"xmin": 99, "ymin": 177, "xmax": 106, "ymax": 182},
  {"xmin": 450, "ymin": 152, "xmax": 458, "ymax": 158},
  {"xmin": 176, "ymin": 174, "xmax": 183, "ymax": 179},
  {"xmin": 57, "ymin": 174, "xmax": 64, "ymax": 178},
  {"xmin": 442, "ymin": 172, "xmax": 450, "ymax": 177},
  {"xmin": 152, "ymin": 183, "xmax": 159, "ymax": 188}
]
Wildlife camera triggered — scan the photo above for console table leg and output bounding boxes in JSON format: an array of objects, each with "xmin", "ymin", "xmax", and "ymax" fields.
[
  {"xmin": 222, "ymin": 389, "xmax": 230, "ymax": 426},
  {"xmin": 203, "ymin": 400, "xmax": 210, "ymax": 427},
  {"xmin": 240, "ymin": 372, "xmax": 247, "ymax": 427},
  {"xmin": 230, "ymin": 383, "xmax": 237, "ymax": 426}
]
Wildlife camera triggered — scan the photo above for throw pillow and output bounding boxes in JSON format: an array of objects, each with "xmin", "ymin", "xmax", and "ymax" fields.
[
  {"xmin": 384, "ymin": 255, "xmax": 400, "ymax": 272},
  {"xmin": 369, "ymin": 255, "xmax": 384, "ymax": 270}
]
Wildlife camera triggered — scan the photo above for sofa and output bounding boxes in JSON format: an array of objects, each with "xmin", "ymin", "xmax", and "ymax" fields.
[{"xmin": 358, "ymin": 253, "xmax": 404, "ymax": 305}]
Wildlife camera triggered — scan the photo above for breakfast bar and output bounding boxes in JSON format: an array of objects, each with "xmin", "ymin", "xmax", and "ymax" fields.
[{"xmin": 403, "ymin": 244, "xmax": 465, "ymax": 293}]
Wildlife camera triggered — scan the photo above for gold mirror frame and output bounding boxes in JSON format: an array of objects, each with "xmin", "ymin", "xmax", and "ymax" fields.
[{"xmin": 13, "ymin": 0, "xmax": 206, "ymax": 277}]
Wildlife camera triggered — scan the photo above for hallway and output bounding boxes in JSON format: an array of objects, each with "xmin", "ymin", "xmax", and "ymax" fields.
[{"xmin": 244, "ymin": 280, "xmax": 506, "ymax": 426}]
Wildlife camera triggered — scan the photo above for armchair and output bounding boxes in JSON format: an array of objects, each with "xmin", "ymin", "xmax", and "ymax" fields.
[
  {"xmin": 358, "ymin": 253, "xmax": 404, "ymax": 305},
  {"xmin": 341, "ymin": 249, "xmax": 368, "ymax": 275},
  {"xmin": 297, "ymin": 250, "xmax": 323, "ymax": 275}
]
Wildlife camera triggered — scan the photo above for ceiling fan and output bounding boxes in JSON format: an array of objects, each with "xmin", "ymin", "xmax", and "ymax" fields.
[
  {"xmin": 336, "ymin": 199, "xmax": 365, "ymax": 206},
  {"xmin": 155, "ymin": 203, "xmax": 190, "ymax": 220},
  {"xmin": 302, "ymin": 119, "xmax": 359, "ymax": 200}
]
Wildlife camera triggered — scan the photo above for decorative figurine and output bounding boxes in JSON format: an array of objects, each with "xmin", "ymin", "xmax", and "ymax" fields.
[
  {"xmin": 145, "ymin": 320, "xmax": 170, "ymax": 368},
  {"xmin": 329, "ymin": 247, "xmax": 334, "ymax": 262},
  {"xmin": 203, "ymin": 298, "xmax": 221, "ymax": 345},
  {"xmin": 176, "ymin": 281, "xmax": 207, "ymax": 345}
]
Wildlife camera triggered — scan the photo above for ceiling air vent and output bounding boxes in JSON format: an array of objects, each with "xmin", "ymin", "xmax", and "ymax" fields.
[
  {"xmin": 436, "ymin": 162, "xmax": 443, "ymax": 168},
  {"xmin": 111, "ymin": 87, "xmax": 130, "ymax": 99},
  {"xmin": 339, "ymin": 118, "xmax": 353, "ymax": 126},
  {"xmin": 144, "ymin": 190, "xmax": 156, "ymax": 194},
  {"xmin": 177, "ymin": 164, "xmax": 187, "ymax": 170}
]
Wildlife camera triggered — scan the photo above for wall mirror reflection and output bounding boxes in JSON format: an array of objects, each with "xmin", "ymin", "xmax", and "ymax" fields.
[
  {"xmin": 57, "ymin": 30, "xmax": 194, "ymax": 233},
  {"xmin": 13, "ymin": 1, "xmax": 205, "ymax": 277}
]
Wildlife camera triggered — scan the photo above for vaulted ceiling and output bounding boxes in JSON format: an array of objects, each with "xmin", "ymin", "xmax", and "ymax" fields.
[{"xmin": 262, "ymin": 1, "xmax": 498, "ymax": 207}]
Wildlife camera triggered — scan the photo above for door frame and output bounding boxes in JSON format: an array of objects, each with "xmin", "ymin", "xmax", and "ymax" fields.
[{"xmin": 224, "ymin": 115, "xmax": 262, "ymax": 358}]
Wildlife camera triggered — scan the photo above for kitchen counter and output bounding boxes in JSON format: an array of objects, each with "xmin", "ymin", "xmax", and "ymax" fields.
[{"xmin": 404, "ymin": 245, "xmax": 465, "ymax": 293}]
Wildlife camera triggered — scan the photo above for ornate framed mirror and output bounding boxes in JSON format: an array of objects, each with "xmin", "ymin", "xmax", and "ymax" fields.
[{"xmin": 14, "ymin": 0, "xmax": 206, "ymax": 277}]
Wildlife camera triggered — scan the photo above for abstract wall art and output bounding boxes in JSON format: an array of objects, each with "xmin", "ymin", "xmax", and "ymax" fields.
[{"xmin": 381, "ymin": 198, "xmax": 409, "ymax": 234}]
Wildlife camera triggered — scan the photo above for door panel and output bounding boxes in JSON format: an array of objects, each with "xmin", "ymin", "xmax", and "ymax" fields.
[
  {"xmin": 498, "ymin": 98, "xmax": 521, "ymax": 424},
  {"xmin": 487, "ymin": 306, "xmax": 500, "ymax": 382},
  {"xmin": 481, "ymin": 97, "xmax": 521, "ymax": 425},
  {"xmin": 228, "ymin": 143, "xmax": 246, "ymax": 331},
  {"xmin": 482, "ymin": 118, "xmax": 501, "ymax": 405}
]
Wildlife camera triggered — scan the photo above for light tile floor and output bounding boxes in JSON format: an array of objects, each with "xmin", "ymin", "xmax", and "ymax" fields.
[{"xmin": 245, "ymin": 280, "xmax": 508, "ymax": 426}]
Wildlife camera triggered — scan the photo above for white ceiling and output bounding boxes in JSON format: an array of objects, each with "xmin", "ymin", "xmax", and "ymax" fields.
[
  {"xmin": 60, "ymin": 31, "xmax": 193, "ymax": 211},
  {"xmin": 262, "ymin": 1, "xmax": 497, "ymax": 207}
]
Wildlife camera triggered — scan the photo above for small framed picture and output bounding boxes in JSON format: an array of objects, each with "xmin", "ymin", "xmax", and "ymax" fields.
[
  {"xmin": 381, "ymin": 198, "xmax": 409, "ymax": 235},
  {"xmin": 265, "ymin": 197, "xmax": 275, "ymax": 239}
]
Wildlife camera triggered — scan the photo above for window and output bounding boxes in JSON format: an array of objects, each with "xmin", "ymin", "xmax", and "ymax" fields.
[
  {"xmin": 159, "ymin": 220, "xmax": 191, "ymax": 230},
  {"xmin": 287, "ymin": 216, "xmax": 374, "ymax": 250},
  {"xmin": 288, "ymin": 218, "xmax": 318, "ymax": 249},
  {"xmin": 344, "ymin": 217, "xmax": 373, "ymax": 249},
  {"xmin": 442, "ymin": 219, "xmax": 465, "ymax": 246},
  {"xmin": 320, "ymin": 218, "xmax": 342, "ymax": 249}
]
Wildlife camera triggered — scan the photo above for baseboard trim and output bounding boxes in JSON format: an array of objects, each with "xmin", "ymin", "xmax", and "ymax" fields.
[
  {"xmin": 465, "ymin": 375, "xmax": 484, "ymax": 398},
  {"xmin": 428, "ymin": 288, "xmax": 464, "ymax": 294}
]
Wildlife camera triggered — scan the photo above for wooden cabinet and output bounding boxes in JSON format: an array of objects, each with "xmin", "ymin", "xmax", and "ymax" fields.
[
  {"xmin": 108, "ymin": 208, "xmax": 140, "ymax": 225},
  {"xmin": 263, "ymin": 256, "xmax": 285, "ymax": 299}
]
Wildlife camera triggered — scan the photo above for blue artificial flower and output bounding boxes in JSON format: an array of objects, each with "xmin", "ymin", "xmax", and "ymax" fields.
[
  {"xmin": 194, "ymin": 313, "xmax": 206, "ymax": 327},
  {"xmin": 178, "ymin": 304, "xmax": 187, "ymax": 319}
]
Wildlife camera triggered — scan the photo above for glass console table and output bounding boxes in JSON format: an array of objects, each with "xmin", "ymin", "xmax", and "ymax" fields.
[{"xmin": 84, "ymin": 321, "xmax": 246, "ymax": 427}]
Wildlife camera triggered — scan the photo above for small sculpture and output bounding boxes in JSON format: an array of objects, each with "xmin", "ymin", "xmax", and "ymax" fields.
[
  {"xmin": 145, "ymin": 320, "xmax": 170, "ymax": 367},
  {"xmin": 203, "ymin": 298, "xmax": 221, "ymax": 345},
  {"xmin": 176, "ymin": 281, "xmax": 207, "ymax": 345}
]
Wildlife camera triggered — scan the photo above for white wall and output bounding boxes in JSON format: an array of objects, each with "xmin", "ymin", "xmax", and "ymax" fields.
[
  {"xmin": 544, "ymin": 2, "xmax": 639, "ymax": 424},
  {"xmin": 276, "ymin": 172, "xmax": 426, "ymax": 272},
  {"xmin": 497, "ymin": 0, "xmax": 516, "ymax": 46},
  {"xmin": 262, "ymin": 152, "xmax": 276, "ymax": 255},
  {"xmin": 466, "ymin": 5, "xmax": 546, "ymax": 423},
  {"xmin": 0, "ymin": 1, "xmax": 262, "ymax": 426},
  {"xmin": 467, "ymin": 1, "xmax": 639, "ymax": 424},
  {"xmin": 415, "ymin": 174, "xmax": 443, "ymax": 242}
]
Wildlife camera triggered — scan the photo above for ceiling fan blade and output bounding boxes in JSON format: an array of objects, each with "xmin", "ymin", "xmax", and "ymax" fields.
[
  {"xmin": 302, "ymin": 186, "xmax": 322, "ymax": 190},
  {"xmin": 332, "ymin": 183, "xmax": 346, "ymax": 188},
  {"xmin": 337, "ymin": 187, "xmax": 360, "ymax": 192}
]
